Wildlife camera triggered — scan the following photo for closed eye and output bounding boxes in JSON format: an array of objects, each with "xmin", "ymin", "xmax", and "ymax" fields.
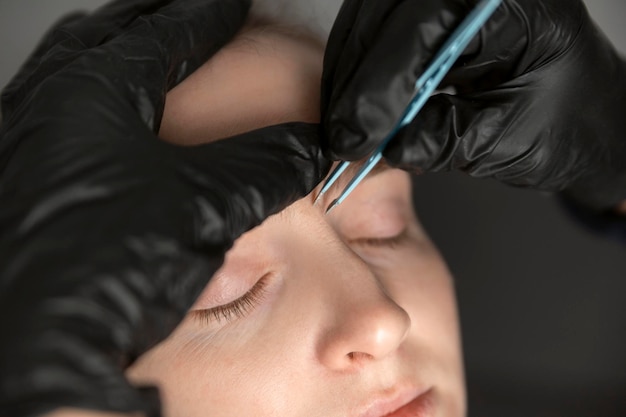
[
  {"xmin": 348, "ymin": 228, "xmax": 409, "ymax": 249},
  {"xmin": 192, "ymin": 274, "xmax": 269, "ymax": 325}
]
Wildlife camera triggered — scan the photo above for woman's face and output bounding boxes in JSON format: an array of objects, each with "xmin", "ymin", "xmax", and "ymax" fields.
[{"xmin": 127, "ymin": 21, "xmax": 466, "ymax": 417}]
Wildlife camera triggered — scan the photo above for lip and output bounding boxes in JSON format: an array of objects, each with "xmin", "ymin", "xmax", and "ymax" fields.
[{"xmin": 357, "ymin": 387, "xmax": 434, "ymax": 417}]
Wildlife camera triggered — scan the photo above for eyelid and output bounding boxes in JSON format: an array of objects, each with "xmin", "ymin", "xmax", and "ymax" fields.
[
  {"xmin": 192, "ymin": 274, "xmax": 269, "ymax": 325},
  {"xmin": 348, "ymin": 227, "xmax": 409, "ymax": 249},
  {"xmin": 338, "ymin": 194, "xmax": 410, "ymax": 244}
]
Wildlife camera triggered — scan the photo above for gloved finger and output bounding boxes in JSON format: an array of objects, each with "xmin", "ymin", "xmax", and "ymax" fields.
[
  {"xmin": 178, "ymin": 122, "xmax": 331, "ymax": 248},
  {"xmin": 59, "ymin": 0, "xmax": 176, "ymax": 50},
  {"xmin": 0, "ymin": 219, "xmax": 207, "ymax": 416},
  {"xmin": 382, "ymin": 90, "xmax": 546, "ymax": 185},
  {"xmin": 445, "ymin": 0, "xmax": 585, "ymax": 94},
  {"xmin": 143, "ymin": 0, "xmax": 252, "ymax": 88},
  {"xmin": 7, "ymin": 11, "xmax": 86, "ymax": 79},
  {"xmin": 34, "ymin": 0, "xmax": 251, "ymax": 134},
  {"xmin": 321, "ymin": 0, "xmax": 402, "ymax": 118},
  {"xmin": 441, "ymin": 0, "xmax": 524, "ymax": 94},
  {"xmin": 324, "ymin": 0, "xmax": 471, "ymax": 161},
  {"xmin": 2, "ymin": 0, "xmax": 178, "ymax": 121},
  {"xmin": 1, "ymin": 11, "xmax": 86, "ymax": 122}
]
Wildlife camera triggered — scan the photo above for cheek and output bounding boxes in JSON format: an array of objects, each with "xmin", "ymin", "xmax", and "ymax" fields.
[
  {"xmin": 177, "ymin": 331, "xmax": 310, "ymax": 416},
  {"xmin": 379, "ymin": 236, "xmax": 465, "ymax": 409},
  {"xmin": 128, "ymin": 303, "xmax": 312, "ymax": 416},
  {"xmin": 384, "ymin": 233, "xmax": 461, "ymax": 349},
  {"xmin": 404, "ymin": 249, "xmax": 459, "ymax": 345}
]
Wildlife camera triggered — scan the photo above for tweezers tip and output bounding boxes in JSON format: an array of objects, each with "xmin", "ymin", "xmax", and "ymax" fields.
[
  {"xmin": 325, "ymin": 199, "xmax": 339, "ymax": 215},
  {"xmin": 313, "ymin": 190, "xmax": 324, "ymax": 206}
]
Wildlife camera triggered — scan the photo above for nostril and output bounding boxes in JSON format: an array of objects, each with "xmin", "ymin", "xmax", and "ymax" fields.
[
  {"xmin": 340, "ymin": 351, "xmax": 377, "ymax": 369},
  {"xmin": 347, "ymin": 351, "xmax": 374, "ymax": 362}
]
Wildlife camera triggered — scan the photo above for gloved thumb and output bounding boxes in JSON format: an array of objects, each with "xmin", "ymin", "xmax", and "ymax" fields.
[
  {"xmin": 176, "ymin": 122, "xmax": 331, "ymax": 247},
  {"xmin": 382, "ymin": 90, "xmax": 540, "ymax": 185},
  {"xmin": 322, "ymin": 0, "xmax": 473, "ymax": 162}
]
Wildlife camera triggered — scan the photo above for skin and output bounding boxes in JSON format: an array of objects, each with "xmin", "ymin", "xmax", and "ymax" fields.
[
  {"xmin": 158, "ymin": 20, "xmax": 324, "ymax": 144},
  {"xmin": 126, "ymin": 20, "xmax": 466, "ymax": 417},
  {"xmin": 37, "ymin": 6, "xmax": 626, "ymax": 417},
  {"xmin": 46, "ymin": 18, "xmax": 466, "ymax": 417}
]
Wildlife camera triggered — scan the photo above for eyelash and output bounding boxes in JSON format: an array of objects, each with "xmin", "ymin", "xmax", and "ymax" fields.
[
  {"xmin": 193, "ymin": 276, "xmax": 269, "ymax": 325},
  {"xmin": 350, "ymin": 228, "xmax": 409, "ymax": 249},
  {"xmin": 191, "ymin": 231, "xmax": 407, "ymax": 326}
]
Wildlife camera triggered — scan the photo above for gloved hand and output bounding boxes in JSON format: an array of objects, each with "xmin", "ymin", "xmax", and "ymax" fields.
[
  {"xmin": 0, "ymin": 1, "xmax": 329, "ymax": 416},
  {"xmin": 322, "ymin": 0, "xmax": 626, "ymax": 211}
]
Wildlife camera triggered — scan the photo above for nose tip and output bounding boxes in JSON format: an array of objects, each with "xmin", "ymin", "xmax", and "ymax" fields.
[{"xmin": 317, "ymin": 296, "xmax": 411, "ymax": 370}]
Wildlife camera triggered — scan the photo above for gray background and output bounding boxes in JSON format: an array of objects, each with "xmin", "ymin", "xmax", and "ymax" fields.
[{"xmin": 1, "ymin": 1, "xmax": 625, "ymax": 416}]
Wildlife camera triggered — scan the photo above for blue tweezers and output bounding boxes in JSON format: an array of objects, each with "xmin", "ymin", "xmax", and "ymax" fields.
[{"xmin": 317, "ymin": 0, "xmax": 502, "ymax": 213}]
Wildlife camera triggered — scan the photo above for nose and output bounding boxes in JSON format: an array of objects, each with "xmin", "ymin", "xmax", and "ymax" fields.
[{"xmin": 315, "ymin": 244, "xmax": 411, "ymax": 370}]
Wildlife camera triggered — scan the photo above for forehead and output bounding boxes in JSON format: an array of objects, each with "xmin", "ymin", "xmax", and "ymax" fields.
[{"xmin": 267, "ymin": 164, "xmax": 412, "ymax": 229}]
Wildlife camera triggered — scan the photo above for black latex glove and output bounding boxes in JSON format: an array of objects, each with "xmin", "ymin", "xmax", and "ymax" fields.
[
  {"xmin": 322, "ymin": 0, "xmax": 626, "ymax": 211},
  {"xmin": 0, "ymin": 1, "xmax": 329, "ymax": 416}
]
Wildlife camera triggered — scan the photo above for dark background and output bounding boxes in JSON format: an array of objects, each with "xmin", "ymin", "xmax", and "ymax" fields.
[
  {"xmin": 1, "ymin": 1, "xmax": 625, "ymax": 415},
  {"xmin": 413, "ymin": 173, "xmax": 626, "ymax": 416}
]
